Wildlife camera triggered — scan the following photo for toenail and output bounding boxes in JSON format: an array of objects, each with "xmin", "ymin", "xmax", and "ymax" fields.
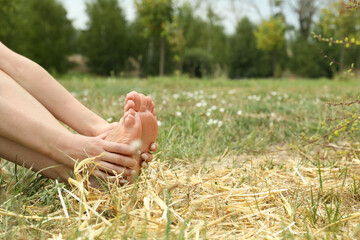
[
  {"xmin": 141, "ymin": 153, "xmax": 149, "ymax": 161},
  {"xmin": 142, "ymin": 162, "xmax": 148, "ymax": 168},
  {"xmin": 131, "ymin": 170, "xmax": 137, "ymax": 176}
]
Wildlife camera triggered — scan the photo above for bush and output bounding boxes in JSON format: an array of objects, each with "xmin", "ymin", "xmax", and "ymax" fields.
[{"xmin": 183, "ymin": 48, "xmax": 213, "ymax": 78}]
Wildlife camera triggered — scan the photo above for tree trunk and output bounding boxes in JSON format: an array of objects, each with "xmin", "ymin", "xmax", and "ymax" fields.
[
  {"xmin": 339, "ymin": 44, "xmax": 345, "ymax": 73},
  {"xmin": 273, "ymin": 51, "xmax": 278, "ymax": 78},
  {"xmin": 147, "ymin": 38, "xmax": 154, "ymax": 76},
  {"xmin": 159, "ymin": 36, "xmax": 165, "ymax": 76}
]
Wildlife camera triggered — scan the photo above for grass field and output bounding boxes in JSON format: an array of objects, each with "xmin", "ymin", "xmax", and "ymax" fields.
[{"xmin": 1, "ymin": 76, "xmax": 360, "ymax": 239}]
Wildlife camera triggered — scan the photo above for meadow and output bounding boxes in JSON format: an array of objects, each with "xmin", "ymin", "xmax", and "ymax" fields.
[{"xmin": 1, "ymin": 76, "xmax": 360, "ymax": 239}]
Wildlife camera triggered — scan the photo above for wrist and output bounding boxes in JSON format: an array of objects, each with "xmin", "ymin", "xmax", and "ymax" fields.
[{"xmin": 49, "ymin": 132, "xmax": 79, "ymax": 168}]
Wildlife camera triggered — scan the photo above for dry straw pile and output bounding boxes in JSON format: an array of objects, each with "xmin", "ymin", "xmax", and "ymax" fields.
[{"xmin": 2, "ymin": 148, "xmax": 360, "ymax": 239}]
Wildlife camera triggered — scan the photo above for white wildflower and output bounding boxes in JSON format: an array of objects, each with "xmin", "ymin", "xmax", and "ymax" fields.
[
  {"xmin": 219, "ymin": 108, "xmax": 225, "ymax": 113},
  {"xmin": 207, "ymin": 119, "xmax": 223, "ymax": 127},
  {"xmin": 210, "ymin": 105, "xmax": 217, "ymax": 111},
  {"xmin": 157, "ymin": 120, "xmax": 162, "ymax": 126},
  {"xmin": 210, "ymin": 94, "xmax": 217, "ymax": 99},
  {"xmin": 237, "ymin": 110, "xmax": 243, "ymax": 115},
  {"xmin": 195, "ymin": 100, "xmax": 207, "ymax": 108},
  {"xmin": 176, "ymin": 111, "xmax": 182, "ymax": 117}
]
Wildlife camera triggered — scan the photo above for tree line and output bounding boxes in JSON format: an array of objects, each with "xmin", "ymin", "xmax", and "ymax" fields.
[{"xmin": 0, "ymin": 0, "xmax": 359, "ymax": 79}]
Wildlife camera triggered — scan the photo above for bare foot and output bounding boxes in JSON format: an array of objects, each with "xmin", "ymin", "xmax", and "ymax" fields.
[
  {"xmin": 106, "ymin": 109, "xmax": 142, "ymax": 145},
  {"xmin": 124, "ymin": 91, "xmax": 158, "ymax": 153},
  {"xmin": 105, "ymin": 91, "xmax": 158, "ymax": 181}
]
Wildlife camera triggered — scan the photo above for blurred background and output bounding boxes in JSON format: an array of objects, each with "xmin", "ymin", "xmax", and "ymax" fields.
[{"xmin": 0, "ymin": 0, "xmax": 358, "ymax": 79}]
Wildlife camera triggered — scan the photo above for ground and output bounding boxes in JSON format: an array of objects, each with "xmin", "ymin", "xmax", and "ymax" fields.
[{"xmin": 1, "ymin": 76, "xmax": 360, "ymax": 239}]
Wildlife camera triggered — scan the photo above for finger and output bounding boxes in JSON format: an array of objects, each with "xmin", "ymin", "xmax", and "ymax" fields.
[
  {"xmin": 93, "ymin": 170, "xmax": 127, "ymax": 185},
  {"xmin": 102, "ymin": 152, "xmax": 137, "ymax": 168},
  {"xmin": 141, "ymin": 152, "xmax": 153, "ymax": 162},
  {"xmin": 96, "ymin": 161, "xmax": 137, "ymax": 177},
  {"xmin": 150, "ymin": 142, "xmax": 158, "ymax": 152},
  {"xmin": 103, "ymin": 141, "xmax": 135, "ymax": 156},
  {"xmin": 141, "ymin": 161, "xmax": 148, "ymax": 168}
]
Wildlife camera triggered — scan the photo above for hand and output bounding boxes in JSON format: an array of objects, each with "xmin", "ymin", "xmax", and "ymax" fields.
[
  {"xmin": 96, "ymin": 122, "xmax": 158, "ymax": 169},
  {"xmin": 59, "ymin": 135, "xmax": 138, "ymax": 182},
  {"xmin": 95, "ymin": 122, "xmax": 118, "ymax": 139},
  {"xmin": 140, "ymin": 142, "xmax": 158, "ymax": 168}
]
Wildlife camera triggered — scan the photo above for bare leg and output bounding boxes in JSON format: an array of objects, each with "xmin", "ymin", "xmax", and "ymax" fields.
[
  {"xmin": 0, "ymin": 69, "xmax": 73, "ymax": 180},
  {"xmin": 0, "ymin": 70, "xmax": 137, "ymax": 183},
  {"xmin": 0, "ymin": 136, "xmax": 72, "ymax": 182}
]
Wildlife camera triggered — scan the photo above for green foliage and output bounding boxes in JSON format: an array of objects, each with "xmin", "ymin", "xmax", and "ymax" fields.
[
  {"xmin": 80, "ymin": 0, "xmax": 128, "ymax": 76},
  {"xmin": 319, "ymin": 1, "xmax": 360, "ymax": 40},
  {"xmin": 135, "ymin": 0, "xmax": 174, "ymax": 76},
  {"xmin": 254, "ymin": 16, "xmax": 286, "ymax": 53},
  {"xmin": 8, "ymin": 0, "xmax": 75, "ymax": 73},
  {"xmin": 228, "ymin": 17, "xmax": 272, "ymax": 79},
  {"xmin": 183, "ymin": 48, "xmax": 213, "ymax": 78},
  {"xmin": 0, "ymin": 0, "xmax": 21, "ymax": 45},
  {"xmin": 289, "ymin": 35, "xmax": 333, "ymax": 78},
  {"xmin": 254, "ymin": 16, "xmax": 287, "ymax": 77},
  {"xmin": 316, "ymin": 0, "xmax": 360, "ymax": 74},
  {"xmin": 135, "ymin": 0, "xmax": 173, "ymax": 38}
]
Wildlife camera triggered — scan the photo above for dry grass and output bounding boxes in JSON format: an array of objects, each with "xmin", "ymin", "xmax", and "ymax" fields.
[{"xmin": 2, "ymin": 146, "xmax": 360, "ymax": 239}]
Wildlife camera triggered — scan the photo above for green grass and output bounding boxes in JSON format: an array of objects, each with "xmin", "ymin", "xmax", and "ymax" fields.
[
  {"xmin": 59, "ymin": 75, "xmax": 360, "ymax": 160},
  {"xmin": 1, "ymin": 75, "xmax": 360, "ymax": 239}
]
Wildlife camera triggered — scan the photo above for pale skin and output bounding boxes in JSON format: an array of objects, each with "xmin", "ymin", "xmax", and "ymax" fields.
[{"xmin": 0, "ymin": 42, "xmax": 158, "ymax": 184}]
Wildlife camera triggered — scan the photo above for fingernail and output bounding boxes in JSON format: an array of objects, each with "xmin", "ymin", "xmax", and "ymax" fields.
[
  {"xmin": 141, "ymin": 153, "xmax": 149, "ymax": 161},
  {"xmin": 131, "ymin": 170, "xmax": 137, "ymax": 176}
]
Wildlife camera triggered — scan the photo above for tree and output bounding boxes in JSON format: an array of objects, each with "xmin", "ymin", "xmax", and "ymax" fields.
[
  {"xmin": 80, "ymin": 0, "xmax": 128, "ymax": 75},
  {"xmin": 135, "ymin": 0, "xmax": 173, "ymax": 76},
  {"xmin": 289, "ymin": 34, "xmax": 333, "ymax": 78},
  {"xmin": 172, "ymin": 2, "xmax": 228, "ymax": 76},
  {"xmin": 291, "ymin": 0, "xmax": 319, "ymax": 39},
  {"xmin": 228, "ymin": 17, "xmax": 272, "ymax": 79},
  {"xmin": 11, "ymin": 0, "xmax": 75, "ymax": 73},
  {"xmin": 254, "ymin": 16, "xmax": 286, "ymax": 78},
  {"xmin": 0, "ymin": 0, "xmax": 21, "ymax": 46},
  {"xmin": 318, "ymin": 0, "xmax": 360, "ymax": 73}
]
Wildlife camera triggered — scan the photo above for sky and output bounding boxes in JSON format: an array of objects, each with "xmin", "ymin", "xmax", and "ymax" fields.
[{"xmin": 60, "ymin": 0, "xmax": 299, "ymax": 34}]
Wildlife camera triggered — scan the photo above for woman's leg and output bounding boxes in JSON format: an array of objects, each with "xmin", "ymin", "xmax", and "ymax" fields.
[
  {"xmin": 0, "ymin": 70, "xmax": 137, "ymax": 183},
  {"xmin": 0, "ymin": 136, "xmax": 72, "ymax": 181},
  {"xmin": 0, "ymin": 70, "xmax": 69, "ymax": 130},
  {"xmin": 0, "ymin": 69, "xmax": 75, "ymax": 180}
]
